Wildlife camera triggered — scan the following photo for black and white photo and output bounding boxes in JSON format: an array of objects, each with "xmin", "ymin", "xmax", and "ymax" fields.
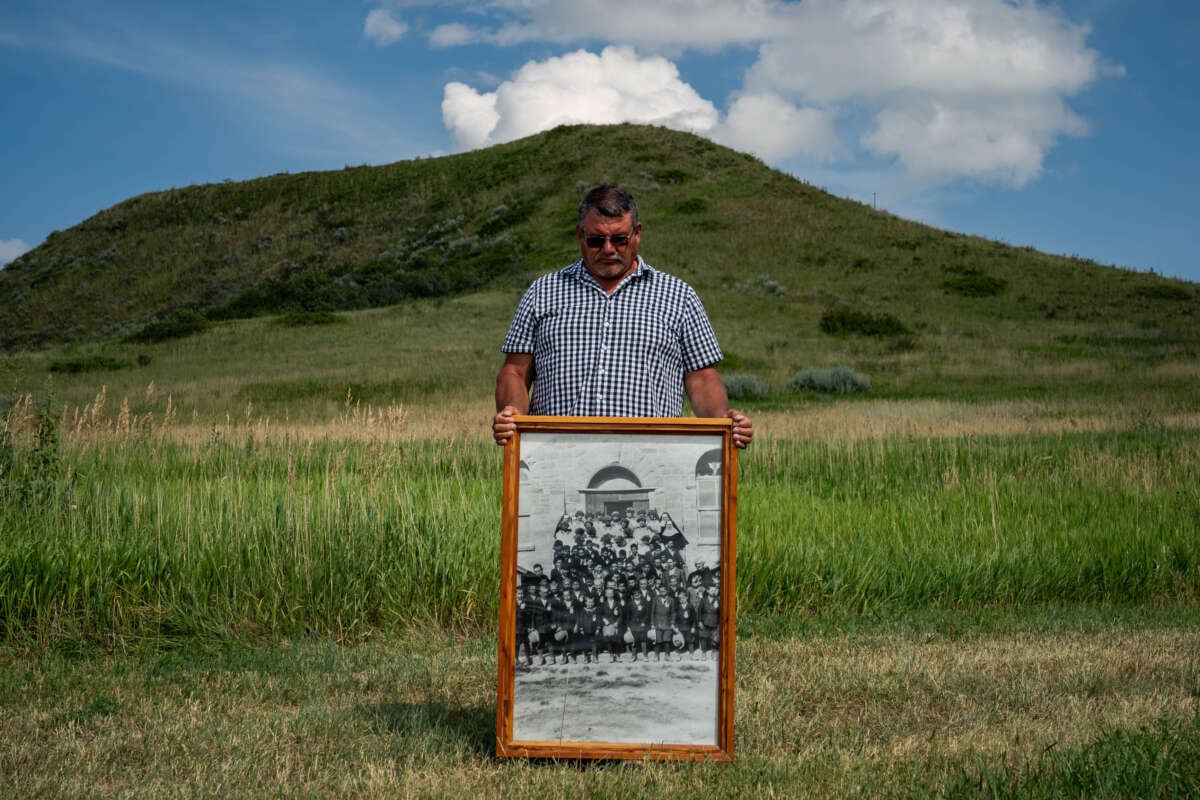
[{"xmin": 497, "ymin": 416, "xmax": 737, "ymax": 761}]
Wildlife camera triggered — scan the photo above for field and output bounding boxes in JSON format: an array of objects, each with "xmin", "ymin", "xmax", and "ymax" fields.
[{"xmin": 2, "ymin": 334, "xmax": 1198, "ymax": 796}]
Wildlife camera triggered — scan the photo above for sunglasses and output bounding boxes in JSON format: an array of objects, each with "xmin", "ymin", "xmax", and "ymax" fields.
[{"xmin": 583, "ymin": 232, "xmax": 634, "ymax": 249}]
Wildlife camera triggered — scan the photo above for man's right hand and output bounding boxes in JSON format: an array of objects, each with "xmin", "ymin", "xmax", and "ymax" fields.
[{"xmin": 493, "ymin": 404, "xmax": 519, "ymax": 445}]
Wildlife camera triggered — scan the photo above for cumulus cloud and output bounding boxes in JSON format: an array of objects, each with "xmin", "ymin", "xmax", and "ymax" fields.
[
  {"xmin": 442, "ymin": 82, "xmax": 501, "ymax": 150},
  {"xmin": 862, "ymin": 97, "xmax": 1087, "ymax": 185},
  {"xmin": 434, "ymin": 0, "xmax": 1109, "ymax": 189},
  {"xmin": 740, "ymin": 0, "xmax": 1103, "ymax": 185},
  {"xmin": 745, "ymin": 0, "xmax": 1100, "ymax": 101},
  {"xmin": 712, "ymin": 93, "xmax": 843, "ymax": 162},
  {"xmin": 364, "ymin": 9, "xmax": 408, "ymax": 47},
  {"xmin": 0, "ymin": 238, "xmax": 31, "ymax": 266},
  {"xmin": 430, "ymin": 22, "xmax": 476, "ymax": 48},
  {"xmin": 442, "ymin": 46, "xmax": 718, "ymax": 150}
]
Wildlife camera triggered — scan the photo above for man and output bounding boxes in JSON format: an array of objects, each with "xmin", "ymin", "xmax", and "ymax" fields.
[
  {"xmin": 492, "ymin": 184, "xmax": 753, "ymax": 447},
  {"xmin": 547, "ymin": 587, "xmax": 575, "ymax": 665},
  {"xmin": 514, "ymin": 584, "xmax": 534, "ymax": 667},
  {"xmin": 623, "ymin": 580, "xmax": 651, "ymax": 662},
  {"xmin": 573, "ymin": 594, "xmax": 601, "ymax": 664},
  {"xmin": 698, "ymin": 584, "xmax": 720, "ymax": 660},
  {"xmin": 672, "ymin": 587, "xmax": 698, "ymax": 660},
  {"xmin": 598, "ymin": 584, "xmax": 626, "ymax": 663}
]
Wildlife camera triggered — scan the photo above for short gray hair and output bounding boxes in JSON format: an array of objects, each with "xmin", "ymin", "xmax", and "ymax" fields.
[{"xmin": 578, "ymin": 184, "xmax": 638, "ymax": 227}]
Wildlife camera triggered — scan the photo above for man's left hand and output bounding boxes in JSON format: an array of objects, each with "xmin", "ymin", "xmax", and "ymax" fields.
[{"xmin": 728, "ymin": 409, "xmax": 753, "ymax": 449}]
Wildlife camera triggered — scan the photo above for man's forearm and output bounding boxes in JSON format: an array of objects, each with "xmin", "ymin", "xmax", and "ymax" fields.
[
  {"xmin": 684, "ymin": 367, "xmax": 730, "ymax": 418},
  {"xmin": 495, "ymin": 374, "xmax": 531, "ymax": 413},
  {"xmin": 495, "ymin": 355, "xmax": 534, "ymax": 413}
]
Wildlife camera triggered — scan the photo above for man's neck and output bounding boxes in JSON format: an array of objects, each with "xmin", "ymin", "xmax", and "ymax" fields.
[{"xmin": 583, "ymin": 257, "xmax": 643, "ymax": 295}]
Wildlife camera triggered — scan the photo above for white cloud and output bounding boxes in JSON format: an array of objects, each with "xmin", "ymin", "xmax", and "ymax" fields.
[
  {"xmin": 712, "ymin": 93, "xmax": 842, "ymax": 162},
  {"xmin": 364, "ymin": 9, "xmax": 408, "ymax": 47},
  {"xmin": 434, "ymin": 0, "xmax": 1109, "ymax": 190},
  {"xmin": 442, "ymin": 82, "xmax": 501, "ymax": 150},
  {"xmin": 430, "ymin": 23, "xmax": 477, "ymax": 48},
  {"xmin": 745, "ymin": 0, "xmax": 1100, "ymax": 101},
  {"xmin": 442, "ymin": 46, "xmax": 718, "ymax": 150},
  {"xmin": 0, "ymin": 238, "xmax": 31, "ymax": 266},
  {"xmin": 738, "ymin": 0, "xmax": 1102, "ymax": 185},
  {"xmin": 862, "ymin": 96, "xmax": 1087, "ymax": 186}
]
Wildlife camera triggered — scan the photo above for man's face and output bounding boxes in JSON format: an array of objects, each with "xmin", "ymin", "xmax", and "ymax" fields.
[{"xmin": 577, "ymin": 211, "xmax": 641, "ymax": 290}]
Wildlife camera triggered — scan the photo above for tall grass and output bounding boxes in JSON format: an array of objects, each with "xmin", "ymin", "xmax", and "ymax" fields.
[
  {"xmin": 739, "ymin": 429, "xmax": 1200, "ymax": 615},
  {"xmin": 0, "ymin": 433, "xmax": 501, "ymax": 643},
  {"xmin": 2, "ymin": 408, "xmax": 1197, "ymax": 644}
]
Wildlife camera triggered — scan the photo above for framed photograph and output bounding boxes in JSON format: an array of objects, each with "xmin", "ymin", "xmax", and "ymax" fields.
[{"xmin": 496, "ymin": 415, "xmax": 738, "ymax": 761}]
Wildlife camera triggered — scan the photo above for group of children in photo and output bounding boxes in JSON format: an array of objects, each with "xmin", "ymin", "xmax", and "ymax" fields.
[{"xmin": 516, "ymin": 508, "xmax": 720, "ymax": 667}]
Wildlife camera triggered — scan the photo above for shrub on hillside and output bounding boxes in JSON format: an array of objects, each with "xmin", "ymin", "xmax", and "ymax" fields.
[
  {"xmin": 124, "ymin": 310, "xmax": 210, "ymax": 344},
  {"xmin": 272, "ymin": 311, "xmax": 347, "ymax": 327},
  {"xmin": 819, "ymin": 307, "xmax": 909, "ymax": 336},
  {"xmin": 785, "ymin": 366, "xmax": 871, "ymax": 395},
  {"xmin": 1132, "ymin": 283, "xmax": 1191, "ymax": 301},
  {"xmin": 47, "ymin": 355, "xmax": 131, "ymax": 373},
  {"xmin": 732, "ymin": 276, "xmax": 787, "ymax": 297},
  {"xmin": 674, "ymin": 198, "xmax": 708, "ymax": 214},
  {"xmin": 942, "ymin": 267, "xmax": 1008, "ymax": 297},
  {"xmin": 721, "ymin": 372, "xmax": 769, "ymax": 401}
]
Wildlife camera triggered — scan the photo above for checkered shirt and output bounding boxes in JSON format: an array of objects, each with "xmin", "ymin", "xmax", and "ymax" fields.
[{"xmin": 500, "ymin": 257, "xmax": 723, "ymax": 416}]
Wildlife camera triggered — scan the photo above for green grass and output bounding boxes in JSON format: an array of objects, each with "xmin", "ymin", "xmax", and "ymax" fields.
[
  {"xmin": 929, "ymin": 718, "xmax": 1200, "ymax": 799},
  {"xmin": 0, "ymin": 435, "xmax": 500, "ymax": 642},
  {"xmin": 2, "ymin": 418, "xmax": 1196, "ymax": 645},
  {"xmin": 740, "ymin": 429, "xmax": 1200, "ymax": 615}
]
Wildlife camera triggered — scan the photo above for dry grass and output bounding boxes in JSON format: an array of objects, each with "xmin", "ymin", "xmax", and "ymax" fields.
[
  {"xmin": 7, "ymin": 382, "xmax": 1199, "ymax": 451},
  {"xmin": 754, "ymin": 397, "xmax": 1200, "ymax": 442},
  {"xmin": 2, "ymin": 387, "xmax": 496, "ymax": 446}
]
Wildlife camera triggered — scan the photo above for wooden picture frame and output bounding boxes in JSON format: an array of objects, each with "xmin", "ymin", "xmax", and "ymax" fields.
[{"xmin": 496, "ymin": 415, "xmax": 738, "ymax": 761}]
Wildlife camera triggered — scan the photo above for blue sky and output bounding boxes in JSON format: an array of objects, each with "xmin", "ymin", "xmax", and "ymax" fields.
[{"xmin": 1, "ymin": 1, "xmax": 1197, "ymax": 283}]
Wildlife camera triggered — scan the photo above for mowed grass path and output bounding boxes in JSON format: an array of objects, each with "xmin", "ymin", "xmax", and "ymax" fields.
[{"xmin": 2, "ymin": 616, "xmax": 1197, "ymax": 798}]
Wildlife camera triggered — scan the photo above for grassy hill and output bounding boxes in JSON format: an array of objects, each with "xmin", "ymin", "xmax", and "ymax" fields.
[{"xmin": 1, "ymin": 123, "xmax": 1198, "ymax": 419}]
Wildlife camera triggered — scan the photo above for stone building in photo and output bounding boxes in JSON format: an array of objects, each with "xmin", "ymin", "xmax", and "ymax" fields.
[{"xmin": 515, "ymin": 432, "xmax": 724, "ymax": 575}]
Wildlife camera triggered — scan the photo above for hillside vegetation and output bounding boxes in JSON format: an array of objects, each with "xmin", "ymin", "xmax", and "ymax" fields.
[{"xmin": 2, "ymin": 124, "xmax": 1195, "ymax": 346}]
